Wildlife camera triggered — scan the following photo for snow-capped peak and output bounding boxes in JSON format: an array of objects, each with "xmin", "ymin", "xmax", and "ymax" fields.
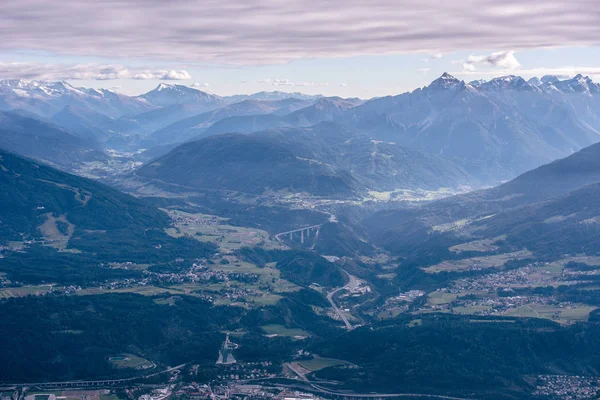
[
  {"xmin": 138, "ymin": 82, "xmax": 221, "ymax": 106},
  {"xmin": 0, "ymin": 79, "xmax": 85, "ymax": 98},
  {"xmin": 479, "ymin": 75, "xmax": 533, "ymax": 92},
  {"xmin": 540, "ymin": 75, "xmax": 560, "ymax": 85},
  {"xmin": 469, "ymin": 79, "xmax": 486, "ymax": 87},
  {"xmin": 427, "ymin": 73, "xmax": 463, "ymax": 90},
  {"xmin": 156, "ymin": 83, "xmax": 173, "ymax": 91}
]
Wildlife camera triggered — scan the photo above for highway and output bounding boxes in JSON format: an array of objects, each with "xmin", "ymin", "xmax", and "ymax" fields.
[
  {"xmin": 284, "ymin": 363, "xmax": 310, "ymax": 382},
  {"xmin": 311, "ymin": 383, "xmax": 475, "ymax": 399},
  {"xmin": 272, "ymin": 382, "xmax": 476, "ymax": 400},
  {"xmin": 1, "ymin": 364, "xmax": 187, "ymax": 388},
  {"xmin": 326, "ymin": 270, "xmax": 359, "ymax": 330}
]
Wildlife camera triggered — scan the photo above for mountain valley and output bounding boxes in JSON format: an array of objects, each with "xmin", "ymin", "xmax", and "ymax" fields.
[{"xmin": 4, "ymin": 74, "xmax": 600, "ymax": 400}]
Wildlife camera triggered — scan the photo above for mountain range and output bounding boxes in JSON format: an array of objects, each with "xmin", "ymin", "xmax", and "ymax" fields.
[
  {"xmin": 337, "ymin": 73, "xmax": 600, "ymax": 182},
  {"xmin": 2, "ymin": 74, "xmax": 600, "ymax": 192},
  {"xmin": 134, "ymin": 123, "xmax": 474, "ymax": 198},
  {"xmin": 5, "ymin": 72, "xmax": 600, "ymax": 400},
  {"xmin": 365, "ymin": 140, "xmax": 600, "ymax": 256},
  {"xmin": 0, "ymin": 111, "xmax": 106, "ymax": 169}
]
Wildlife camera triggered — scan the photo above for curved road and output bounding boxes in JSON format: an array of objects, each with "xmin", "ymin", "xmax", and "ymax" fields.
[
  {"xmin": 2, "ymin": 364, "xmax": 187, "ymax": 388},
  {"xmin": 272, "ymin": 382, "xmax": 475, "ymax": 400},
  {"xmin": 327, "ymin": 270, "xmax": 360, "ymax": 330}
]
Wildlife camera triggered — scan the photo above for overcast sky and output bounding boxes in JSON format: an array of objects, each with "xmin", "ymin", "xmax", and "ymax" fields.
[{"xmin": 1, "ymin": 0, "xmax": 600, "ymax": 97}]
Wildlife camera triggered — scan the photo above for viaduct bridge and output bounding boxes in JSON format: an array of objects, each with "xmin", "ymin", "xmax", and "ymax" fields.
[{"xmin": 274, "ymin": 224, "xmax": 321, "ymax": 244}]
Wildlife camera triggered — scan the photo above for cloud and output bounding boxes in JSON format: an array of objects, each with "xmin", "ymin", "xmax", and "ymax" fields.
[
  {"xmin": 190, "ymin": 82, "xmax": 210, "ymax": 88},
  {"xmin": 422, "ymin": 53, "xmax": 444, "ymax": 62},
  {"xmin": 339, "ymin": 83, "xmax": 348, "ymax": 87},
  {"xmin": 271, "ymin": 79, "xmax": 295, "ymax": 86},
  {"xmin": 417, "ymin": 68, "xmax": 432, "ymax": 74},
  {"xmin": 0, "ymin": 62, "xmax": 191, "ymax": 81},
  {"xmin": 454, "ymin": 66, "xmax": 600, "ymax": 80},
  {"xmin": 462, "ymin": 51, "xmax": 521, "ymax": 71},
  {"xmin": 260, "ymin": 78, "xmax": 328, "ymax": 87},
  {"xmin": 0, "ymin": 1, "xmax": 599, "ymax": 65}
]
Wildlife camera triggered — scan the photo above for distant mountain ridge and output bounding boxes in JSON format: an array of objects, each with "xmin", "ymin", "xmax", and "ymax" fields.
[
  {"xmin": 365, "ymin": 140, "xmax": 600, "ymax": 254},
  {"xmin": 336, "ymin": 73, "xmax": 600, "ymax": 183},
  {"xmin": 134, "ymin": 123, "xmax": 476, "ymax": 198},
  {"xmin": 3, "ymin": 75, "xmax": 600, "ymax": 189},
  {"xmin": 0, "ymin": 111, "xmax": 107, "ymax": 169},
  {"xmin": 137, "ymin": 83, "xmax": 224, "ymax": 108},
  {"xmin": 0, "ymin": 79, "xmax": 155, "ymax": 118}
]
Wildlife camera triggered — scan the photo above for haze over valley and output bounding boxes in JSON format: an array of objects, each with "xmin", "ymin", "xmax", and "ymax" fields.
[{"xmin": 3, "ymin": 2, "xmax": 600, "ymax": 399}]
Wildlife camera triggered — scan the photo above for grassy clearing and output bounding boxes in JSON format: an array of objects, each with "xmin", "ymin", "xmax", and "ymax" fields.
[
  {"xmin": 100, "ymin": 395, "xmax": 120, "ymax": 400},
  {"xmin": 427, "ymin": 291, "xmax": 457, "ymax": 305},
  {"xmin": 165, "ymin": 209, "xmax": 285, "ymax": 253},
  {"xmin": 431, "ymin": 219, "xmax": 471, "ymax": 233},
  {"xmin": 0, "ymin": 285, "xmax": 53, "ymax": 298},
  {"xmin": 423, "ymin": 250, "xmax": 532, "ymax": 274},
  {"xmin": 449, "ymin": 235, "xmax": 506, "ymax": 254},
  {"xmin": 558, "ymin": 306, "xmax": 596, "ymax": 321},
  {"xmin": 503, "ymin": 303, "xmax": 596, "ymax": 322},
  {"xmin": 249, "ymin": 293, "xmax": 283, "ymax": 306},
  {"xmin": 407, "ymin": 319, "xmax": 423, "ymax": 327},
  {"xmin": 453, "ymin": 305, "xmax": 492, "ymax": 314},
  {"xmin": 27, "ymin": 391, "xmax": 65, "ymax": 397},
  {"xmin": 153, "ymin": 296, "xmax": 180, "ymax": 306},
  {"xmin": 377, "ymin": 307, "xmax": 406, "ymax": 320},
  {"xmin": 469, "ymin": 319, "xmax": 516, "ymax": 324},
  {"xmin": 262, "ymin": 324, "xmax": 310, "ymax": 337},
  {"xmin": 214, "ymin": 256, "xmax": 300, "ymax": 293},
  {"xmin": 52, "ymin": 330, "xmax": 84, "ymax": 334},
  {"xmin": 38, "ymin": 213, "xmax": 75, "ymax": 250},
  {"xmin": 297, "ymin": 357, "xmax": 351, "ymax": 372},
  {"xmin": 77, "ymin": 285, "xmax": 185, "ymax": 296},
  {"xmin": 109, "ymin": 354, "xmax": 153, "ymax": 369}
]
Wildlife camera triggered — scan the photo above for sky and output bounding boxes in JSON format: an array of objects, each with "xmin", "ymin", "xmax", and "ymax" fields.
[{"xmin": 1, "ymin": 0, "xmax": 600, "ymax": 98}]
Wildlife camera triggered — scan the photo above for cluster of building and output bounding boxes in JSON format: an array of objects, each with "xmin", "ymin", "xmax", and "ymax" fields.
[
  {"xmin": 450, "ymin": 294, "xmax": 565, "ymax": 315},
  {"xmin": 178, "ymin": 383, "xmax": 322, "ymax": 400},
  {"xmin": 133, "ymin": 262, "xmax": 258, "ymax": 287},
  {"xmin": 139, "ymin": 387, "xmax": 173, "ymax": 400},
  {"xmin": 450, "ymin": 260, "xmax": 600, "ymax": 294},
  {"xmin": 385, "ymin": 290, "xmax": 426, "ymax": 305},
  {"xmin": 451, "ymin": 263, "xmax": 560, "ymax": 292},
  {"xmin": 168, "ymin": 212, "xmax": 222, "ymax": 227},
  {"xmin": 533, "ymin": 375, "xmax": 600, "ymax": 399}
]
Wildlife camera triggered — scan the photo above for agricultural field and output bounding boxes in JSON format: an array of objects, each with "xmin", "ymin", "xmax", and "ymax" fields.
[
  {"xmin": 297, "ymin": 357, "xmax": 352, "ymax": 372},
  {"xmin": 24, "ymin": 390, "xmax": 116, "ymax": 400},
  {"xmin": 262, "ymin": 324, "xmax": 310, "ymax": 338},
  {"xmin": 0, "ymin": 285, "xmax": 53, "ymax": 298},
  {"xmin": 449, "ymin": 235, "xmax": 506, "ymax": 254},
  {"xmin": 377, "ymin": 307, "xmax": 406, "ymax": 320},
  {"xmin": 165, "ymin": 209, "xmax": 285, "ymax": 253},
  {"xmin": 77, "ymin": 285, "xmax": 186, "ymax": 297},
  {"xmin": 153, "ymin": 296, "xmax": 181, "ymax": 306},
  {"xmin": 503, "ymin": 303, "xmax": 596, "ymax": 323},
  {"xmin": 108, "ymin": 354, "xmax": 154, "ymax": 370},
  {"xmin": 423, "ymin": 250, "xmax": 532, "ymax": 273},
  {"xmin": 38, "ymin": 213, "xmax": 75, "ymax": 250},
  {"xmin": 72, "ymin": 256, "xmax": 298, "ymax": 308},
  {"xmin": 407, "ymin": 319, "xmax": 423, "ymax": 327},
  {"xmin": 427, "ymin": 291, "xmax": 457, "ymax": 305},
  {"xmin": 214, "ymin": 256, "xmax": 300, "ymax": 293}
]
